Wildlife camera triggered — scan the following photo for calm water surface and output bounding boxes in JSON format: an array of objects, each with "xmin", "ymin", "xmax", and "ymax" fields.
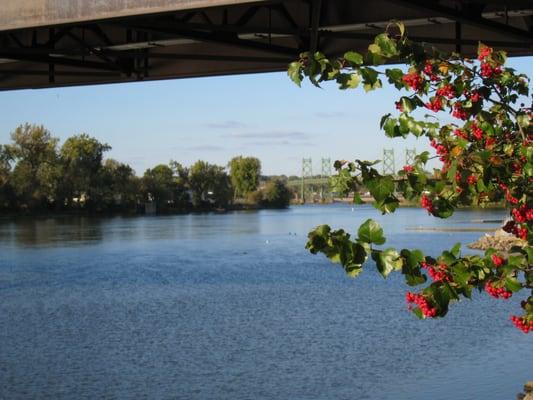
[{"xmin": 0, "ymin": 205, "xmax": 531, "ymax": 400}]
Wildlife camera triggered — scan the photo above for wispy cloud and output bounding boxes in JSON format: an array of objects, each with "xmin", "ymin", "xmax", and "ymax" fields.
[
  {"xmin": 205, "ymin": 120, "xmax": 247, "ymax": 129},
  {"xmin": 185, "ymin": 145, "xmax": 225, "ymax": 152},
  {"xmin": 223, "ymin": 131, "xmax": 310, "ymax": 140},
  {"xmin": 314, "ymin": 111, "xmax": 346, "ymax": 119},
  {"xmin": 244, "ymin": 140, "xmax": 314, "ymax": 147}
]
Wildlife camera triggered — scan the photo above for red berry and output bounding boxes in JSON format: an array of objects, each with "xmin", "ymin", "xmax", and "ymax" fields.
[{"xmin": 491, "ymin": 254, "xmax": 504, "ymax": 267}]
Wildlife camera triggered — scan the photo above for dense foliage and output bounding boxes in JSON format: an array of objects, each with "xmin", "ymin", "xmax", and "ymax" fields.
[
  {"xmin": 289, "ymin": 24, "xmax": 532, "ymax": 333},
  {"xmin": 249, "ymin": 178, "xmax": 292, "ymax": 209},
  {"xmin": 228, "ymin": 156, "xmax": 261, "ymax": 199},
  {"xmin": 0, "ymin": 125, "xmax": 291, "ymax": 213}
]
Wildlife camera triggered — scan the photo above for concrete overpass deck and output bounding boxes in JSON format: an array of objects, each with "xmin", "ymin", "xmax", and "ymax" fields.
[{"xmin": 0, "ymin": 0, "xmax": 532, "ymax": 91}]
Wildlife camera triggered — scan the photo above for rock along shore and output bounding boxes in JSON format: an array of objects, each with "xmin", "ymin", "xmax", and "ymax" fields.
[
  {"xmin": 517, "ymin": 381, "xmax": 533, "ymax": 400},
  {"xmin": 468, "ymin": 229, "xmax": 526, "ymax": 252}
]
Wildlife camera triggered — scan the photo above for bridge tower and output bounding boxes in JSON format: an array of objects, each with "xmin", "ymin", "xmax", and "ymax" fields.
[
  {"xmin": 382, "ymin": 149, "xmax": 395, "ymax": 175},
  {"xmin": 405, "ymin": 148, "xmax": 416, "ymax": 166},
  {"xmin": 321, "ymin": 158, "xmax": 332, "ymax": 178},
  {"xmin": 301, "ymin": 158, "xmax": 313, "ymax": 202}
]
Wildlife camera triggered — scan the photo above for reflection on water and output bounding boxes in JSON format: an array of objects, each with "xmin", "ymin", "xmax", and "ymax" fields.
[
  {"xmin": 0, "ymin": 212, "xmax": 270, "ymax": 248},
  {"xmin": 1, "ymin": 205, "xmax": 531, "ymax": 400}
]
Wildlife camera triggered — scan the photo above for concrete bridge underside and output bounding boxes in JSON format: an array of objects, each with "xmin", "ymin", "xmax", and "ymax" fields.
[{"xmin": 0, "ymin": 0, "xmax": 532, "ymax": 91}]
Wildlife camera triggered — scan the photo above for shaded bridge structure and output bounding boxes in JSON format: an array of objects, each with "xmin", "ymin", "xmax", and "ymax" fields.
[{"xmin": 0, "ymin": 0, "xmax": 532, "ymax": 91}]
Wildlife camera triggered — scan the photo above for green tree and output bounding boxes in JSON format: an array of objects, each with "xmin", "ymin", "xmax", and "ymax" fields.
[
  {"xmin": 142, "ymin": 164, "xmax": 175, "ymax": 210},
  {"xmin": 0, "ymin": 145, "xmax": 14, "ymax": 209},
  {"xmin": 58, "ymin": 133, "xmax": 111, "ymax": 209},
  {"xmin": 170, "ymin": 160, "xmax": 192, "ymax": 208},
  {"xmin": 261, "ymin": 179, "xmax": 292, "ymax": 208},
  {"xmin": 228, "ymin": 156, "xmax": 261, "ymax": 198},
  {"xmin": 98, "ymin": 159, "xmax": 140, "ymax": 211},
  {"xmin": 7, "ymin": 124, "xmax": 60, "ymax": 210},
  {"xmin": 189, "ymin": 160, "xmax": 231, "ymax": 208}
]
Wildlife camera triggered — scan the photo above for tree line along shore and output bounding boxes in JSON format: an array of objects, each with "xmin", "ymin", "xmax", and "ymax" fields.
[{"xmin": 0, "ymin": 124, "xmax": 292, "ymax": 215}]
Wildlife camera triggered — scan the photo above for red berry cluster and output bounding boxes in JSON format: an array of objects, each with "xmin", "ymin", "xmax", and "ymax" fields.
[
  {"xmin": 478, "ymin": 46, "xmax": 492, "ymax": 61},
  {"xmin": 470, "ymin": 91, "xmax": 481, "ymax": 103},
  {"xmin": 436, "ymin": 84, "xmax": 455, "ymax": 99},
  {"xmin": 470, "ymin": 123, "xmax": 484, "ymax": 141},
  {"xmin": 425, "ymin": 97, "xmax": 443, "ymax": 112},
  {"xmin": 453, "ymin": 128, "xmax": 468, "ymax": 140},
  {"xmin": 510, "ymin": 316, "xmax": 533, "ymax": 334},
  {"xmin": 467, "ymin": 175, "xmax": 477, "ymax": 185},
  {"xmin": 503, "ymin": 220, "xmax": 528, "ymax": 240},
  {"xmin": 480, "ymin": 62, "xmax": 502, "ymax": 78},
  {"xmin": 420, "ymin": 194, "xmax": 434, "ymax": 214},
  {"xmin": 421, "ymin": 262, "xmax": 450, "ymax": 282},
  {"xmin": 511, "ymin": 205, "xmax": 533, "ymax": 223},
  {"xmin": 402, "ymin": 71, "xmax": 424, "ymax": 91},
  {"xmin": 484, "ymin": 137, "xmax": 496, "ymax": 149},
  {"xmin": 491, "ymin": 254, "xmax": 504, "ymax": 267},
  {"xmin": 403, "ymin": 165, "xmax": 414, "ymax": 173},
  {"xmin": 422, "ymin": 61, "xmax": 439, "ymax": 81},
  {"xmin": 406, "ymin": 292, "xmax": 437, "ymax": 318},
  {"xmin": 430, "ymin": 139, "xmax": 448, "ymax": 162},
  {"xmin": 452, "ymin": 103, "xmax": 468, "ymax": 120},
  {"xmin": 485, "ymin": 281, "xmax": 512, "ymax": 299},
  {"xmin": 499, "ymin": 182, "xmax": 519, "ymax": 205}
]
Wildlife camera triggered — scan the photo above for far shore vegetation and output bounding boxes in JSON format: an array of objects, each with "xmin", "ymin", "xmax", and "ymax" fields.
[{"xmin": 0, "ymin": 124, "xmax": 293, "ymax": 215}]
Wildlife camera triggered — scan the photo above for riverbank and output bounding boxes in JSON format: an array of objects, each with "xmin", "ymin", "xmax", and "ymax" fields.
[{"xmin": 0, "ymin": 200, "xmax": 293, "ymax": 219}]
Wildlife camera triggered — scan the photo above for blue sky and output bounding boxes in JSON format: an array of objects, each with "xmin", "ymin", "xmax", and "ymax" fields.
[{"xmin": 0, "ymin": 57, "xmax": 531, "ymax": 176}]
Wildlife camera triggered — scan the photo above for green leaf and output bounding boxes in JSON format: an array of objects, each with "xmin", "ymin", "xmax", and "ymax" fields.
[
  {"xmin": 305, "ymin": 224, "xmax": 331, "ymax": 253},
  {"xmin": 412, "ymin": 307, "xmax": 424, "ymax": 319},
  {"xmin": 375, "ymin": 196, "xmax": 400, "ymax": 214},
  {"xmin": 504, "ymin": 277, "xmax": 522, "ymax": 292},
  {"xmin": 431, "ymin": 197, "xmax": 455, "ymax": 219},
  {"xmin": 364, "ymin": 79, "xmax": 382, "ymax": 92},
  {"xmin": 385, "ymin": 68, "xmax": 405, "ymax": 89},
  {"xmin": 337, "ymin": 72, "xmax": 361, "ymax": 89},
  {"xmin": 346, "ymin": 266, "xmax": 363, "ymax": 278},
  {"xmin": 450, "ymin": 243, "xmax": 461, "ymax": 257},
  {"xmin": 399, "ymin": 97, "xmax": 416, "ymax": 113},
  {"xmin": 517, "ymin": 113, "xmax": 531, "ymax": 128},
  {"xmin": 361, "ymin": 68, "xmax": 382, "ymax": 92},
  {"xmin": 374, "ymin": 33, "xmax": 398, "ymax": 57},
  {"xmin": 350, "ymin": 242, "xmax": 369, "ymax": 265},
  {"xmin": 344, "ymin": 51, "xmax": 364, "ymax": 66},
  {"xmin": 382, "ymin": 117, "xmax": 402, "ymax": 138},
  {"xmin": 450, "ymin": 262, "xmax": 470, "ymax": 287},
  {"xmin": 366, "ymin": 176, "xmax": 395, "ymax": 202},
  {"xmin": 372, "ymin": 248, "xmax": 402, "ymax": 278},
  {"xmin": 358, "ymin": 219, "xmax": 386, "ymax": 245},
  {"xmin": 401, "ymin": 249, "xmax": 427, "ymax": 286},
  {"xmin": 288, "ymin": 61, "xmax": 303, "ymax": 86}
]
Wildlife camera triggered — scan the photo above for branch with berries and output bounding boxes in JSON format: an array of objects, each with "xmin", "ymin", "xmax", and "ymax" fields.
[{"xmin": 289, "ymin": 23, "xmax": 532, "ymax": 333}]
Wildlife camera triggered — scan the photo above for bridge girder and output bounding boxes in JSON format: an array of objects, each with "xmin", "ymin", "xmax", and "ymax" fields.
[{"xmin": 0, "ymin": 0, "xmax": 532, "ymax": 91}]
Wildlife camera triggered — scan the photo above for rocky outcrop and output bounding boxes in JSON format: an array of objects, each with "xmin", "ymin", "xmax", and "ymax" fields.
[
  {"xmin": 517, "ymin": 381, "xmax": 533, "ymax": 400},
  {"xmin": 467, "ymin": 229, "xmax": 526, "ymax": 252}
]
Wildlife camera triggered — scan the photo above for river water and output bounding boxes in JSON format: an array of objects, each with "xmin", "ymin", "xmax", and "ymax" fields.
[{"xmin": 0, "ymin": 204, "xmax": 531, "ymax": 400}]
